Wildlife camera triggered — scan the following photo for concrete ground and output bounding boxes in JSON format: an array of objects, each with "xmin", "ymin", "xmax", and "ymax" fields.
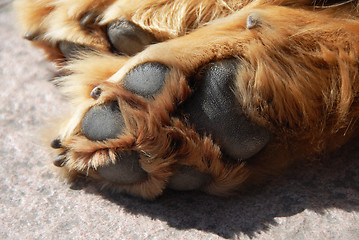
[{"xmin": 1, "ymin": 1, "xmax": 359, "ymax": 239}]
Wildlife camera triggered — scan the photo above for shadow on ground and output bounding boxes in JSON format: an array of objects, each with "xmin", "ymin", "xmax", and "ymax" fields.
[{"xmin": 77, "ymin": 137, "xmax": 359, "ymax": 239}]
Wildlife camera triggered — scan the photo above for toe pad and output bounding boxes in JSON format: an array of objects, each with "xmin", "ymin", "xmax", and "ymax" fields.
[
  {"xmin": 107, "ymin": 20, "xmax": 157, "ymax": 56},
  {"xmin": 97, "ymin": 151, "xmax": 147, "ymax": 184},
  {"xmin": 81, "ymin": 101, "xmax": 125, "ymax": 141},
  {"xmin": 123, "ymin": 62, "xmax": 169, "ymax": 98}
]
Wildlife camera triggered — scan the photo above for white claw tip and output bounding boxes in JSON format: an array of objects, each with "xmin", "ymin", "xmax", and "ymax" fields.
[{"xmin": 247, "ymin": 13, "xmax": 260, "ymax": 29}]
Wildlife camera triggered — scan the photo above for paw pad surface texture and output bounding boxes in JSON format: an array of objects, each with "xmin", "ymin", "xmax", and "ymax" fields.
[
  {"xmin": 184, "ymin": 59, "xmax": 270, "ymax": 160},
  {"xmin": 123, "ymin": 62, "xmax": 169, "ymax": 98},
  {"xmin": 97, "ymin": 151, "xmax": 147, "ymax": 184},
  {"xmin": 81, "ymin": 101, "xmax": 125, "ymax": 141}
]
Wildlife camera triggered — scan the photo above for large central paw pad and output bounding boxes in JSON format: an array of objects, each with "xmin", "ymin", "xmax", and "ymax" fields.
[{"xmin": 183, "ymin": 59, "xmax": 270, "ymax": 160}]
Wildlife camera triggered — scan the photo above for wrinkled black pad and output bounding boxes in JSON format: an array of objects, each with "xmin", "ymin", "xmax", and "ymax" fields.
[
  {"xmin": 81, "ymin": 101, "xmax": 125, "ymax": 141},
  {"xmin": 107, "ymin": 20, "xmax": 157, "ymax": 56},
  {"xmin": 167, "ymin": 165, "xmax": 212, "ymax": 191},
  {"xmin": 97, "ymin": 151, "xmax": 148, "ymax": 184},
  {"xmin": 122, "ymin": 62, "xmax": 169, "ymax": 98},
  {"xmin": 183, "ymin": 59, "xmax": 270, "ymax": 160}
]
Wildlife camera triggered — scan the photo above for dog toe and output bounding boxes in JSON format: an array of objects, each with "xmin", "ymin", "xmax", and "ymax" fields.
[
  {"xmin": 96, "ymin": 151, "xmax": 148, "ymax": 184},
  {"xmin": 81, "ymin": 101, "xmax": 125, "ymax": 141},
  {"xmin": 107, "ymin": 20, "xmax": 157, "ymax": 56},
  {"xmin": 122, "ymin": 62, "xmax": 169, "ymax": 98}
]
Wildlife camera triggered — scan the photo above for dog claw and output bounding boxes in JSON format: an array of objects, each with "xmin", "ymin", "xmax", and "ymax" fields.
[
  {"xmin": 24, "ymin": 32, "xmax": 39, "ymax": 41},
  {"xmin": 247, "ymin": 13, "xmax": 260, "ymax": 29},
  {"xmin": 53, "ymin": 152, "xmax": 67, "ymax": 167},
  {"xmin": 80, "ymin": 11, "xmax": 100, "ymax": 28},
  {"xmin": 50, "ymin": 138, "xmax": 62, "ymax": 149},
  {"xmin": 90, "ymin": 86, "xmax": 102, "ymax": 99}
]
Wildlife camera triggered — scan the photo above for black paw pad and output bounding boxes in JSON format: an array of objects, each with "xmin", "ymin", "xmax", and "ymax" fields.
[
  {"xmin": 81, "ymin": 101, "xmax": 125, "ymax": 141},
  {"xmin": 167, "ymin": 166, "xmax": 211, "ymax": 191},
  {"xmin": 107, "ymin": 20, "xmax": 157, "ymax": 56},
  {"xmin": 183, "ymin": 59, "xmax": 270, "ymax": 161},
  {"xmin": 97, "ymin": 151, "xmax": 147, "ymax": 184},
  {"xmin": 58, "ymin": 41, "xmax": 92, "ymax": 59},
  {"xmin": 122, "ymin": 62, "xmax": 169, "ymax": 98}
]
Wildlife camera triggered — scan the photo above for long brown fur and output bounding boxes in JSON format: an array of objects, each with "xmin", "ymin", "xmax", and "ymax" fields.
[{"xmin": 14, "ymin": 0, "xmax": 359, "ymax": 199}]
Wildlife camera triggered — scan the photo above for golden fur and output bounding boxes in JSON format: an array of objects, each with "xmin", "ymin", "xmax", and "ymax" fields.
[{"xmin": 15, "ymin": 0, "xmax": 359, "ymax": 199}]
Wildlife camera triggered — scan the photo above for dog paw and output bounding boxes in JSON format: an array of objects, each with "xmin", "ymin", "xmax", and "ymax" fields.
[
  {"xmin": 17, "ymin": 0, "xmax": 359, "ymax": 200},
  {"xmin": 55, "ymin": 18, "xmax": 157, "ymax": 60},
  {"xmin": 15, "ymin": 0, "xmax": 158, "ymax": 62},
  {"xmin": 50, "ymin": 54, "xmax": 270, "ymax": 199}
]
